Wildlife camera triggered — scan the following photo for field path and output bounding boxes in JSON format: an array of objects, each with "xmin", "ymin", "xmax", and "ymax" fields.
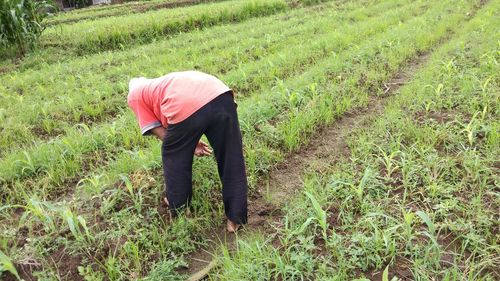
[{"xmin": 181, "ymin": 45, "xmax": 435, "ymax": 281}]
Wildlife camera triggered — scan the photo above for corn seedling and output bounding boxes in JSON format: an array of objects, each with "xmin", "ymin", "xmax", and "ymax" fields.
[
  {"xmin": 304, "ymin": 191, "xmax": 328, "ymax": 241},
  {"xmin": 457, "ymin": 111, "xmax": 481, "ymax": 147},
  {"xmin": 19, "ymin": 198, "xmax": 57, "ymax": 232},
  {"xmin": 119, "ymin": 174, "xmax": 144, "ymax": 213},
  {"xmin": 376, "ymin": 145, "xmax": 401, "ymax": 180},
  {"xmin": 59, "ymin": 207, "xmax": 92, "ymax": 243},
  {"xmin": 401, "ymin": 208, "xmax": 415, "ymax": 251},
  {"xmin": 77, "ymin": 174, "xmax": 107, "ymax": 198}
]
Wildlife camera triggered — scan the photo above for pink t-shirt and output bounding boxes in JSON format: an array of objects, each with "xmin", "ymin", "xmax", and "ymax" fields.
[{"xmin": 127, "ymin": 71, "xmax": 231, "ymax": 135}]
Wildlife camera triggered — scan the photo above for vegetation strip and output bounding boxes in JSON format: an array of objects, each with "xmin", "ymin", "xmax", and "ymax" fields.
[
  {"xmin": 41, "ymin": 0, "xmax": 320, "ymax": 55},
  {"xmin": 0, "ymin": 0, "xmax": 419, "ymax": 192},
  {"xmin": 0, "ymin": 0, "xmax": 494, "ymax": 280},
  {"xmin": 183, "ymin": 2, "xmax": 488, "ymax": 277},
  {"xmin": 214, "ymin": 1, "xmax": 498, "ymax": 279},
  {"xmin": 0, "ymin": 0, "xmax": 329, "ymax": 73},
  {"xmin": 47, "ymin": 0, "xmax": 226, "ymax": 26},
  {"xmin": 0, "ymin": 0, "xmax": 376, "ymax": 154}
]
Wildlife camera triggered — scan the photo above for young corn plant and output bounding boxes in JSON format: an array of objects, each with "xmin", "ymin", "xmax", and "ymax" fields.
[
  {"xmin": 421, "ymin": 83, "xmax": 445, "ymax": 111},
  {"xmin": 401, "ymin": 208, "xmax": 415, "ymax": 253},
  {"xmin": 280, "ymin": 214, "xmax": 313, "ymax": 248},
  {"xmin": 119, "ymin": 174, "xmax": 144, "ymax": 213},
  {"xmin": 16, "ymin": 151, "xmax": 37, "ymax": 177},
  {"xmin": 376, "ymin": 144, "xmax": 401, "ymax": 180},
  {"xmin": 414, "ymin": 210, "xmax": 440, "ymax": 266},
  {"xmin": 456, "ymin": 111, "xmax": 481, "ymax": 147},
  {"xmin": 351, "ymin": 168, "xmax": 372, "ymax": 206},
  {"xmin": 304, "ymin": 191, "xmax": 328, "ymax": 241},
  {"xmin": 20, "ymin": 197, "xmax": 57, "ymax": 233},
  {"xmin": 59, "ymin": 207, "xmax": 93, "ymax": 243},
  {"xmin": 77, "ymin": 174, "xmax": 107, "ymax": 198}
]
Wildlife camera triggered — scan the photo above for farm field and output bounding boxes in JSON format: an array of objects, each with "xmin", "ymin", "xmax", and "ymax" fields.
[
  {"xmin": 0, "ymin": 0, "xmax": 498, "ymax": 280},
  {"xmin": 46, "ymin": 0, "xmax": 225, "ymax": 26}
]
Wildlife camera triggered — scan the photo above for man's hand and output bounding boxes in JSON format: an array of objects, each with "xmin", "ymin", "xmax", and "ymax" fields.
[{"xmin": 195, "ymin": 140, "xmax": 212, "ymax": 157}]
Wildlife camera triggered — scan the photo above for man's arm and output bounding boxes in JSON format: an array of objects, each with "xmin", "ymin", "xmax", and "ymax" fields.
[{"xmin": 150, "ymin": 126, "xmax": 166, "ymax": 141}]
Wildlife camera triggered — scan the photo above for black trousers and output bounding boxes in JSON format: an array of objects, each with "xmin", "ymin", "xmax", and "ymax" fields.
[{"xmin": 161, "ymin": 92, "xmax": 248, "ymax": 224}]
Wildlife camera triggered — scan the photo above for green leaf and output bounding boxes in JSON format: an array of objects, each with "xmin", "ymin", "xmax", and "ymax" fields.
[
  {"xmin": 304, "ymin": 191, "xmax": 327, "ymax": 236},
  {"xmin": 0, "ymin": 250, "xmax": 20, "ymax": 280},
  {"xmin": 415, "ymin": 210, "xmax": 435, "ymax": 234},
  {"xmin": 382, "ymin": 265, "xmax": 389, "ymax": 281}
]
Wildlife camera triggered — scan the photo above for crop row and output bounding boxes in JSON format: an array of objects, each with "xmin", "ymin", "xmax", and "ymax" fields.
[
  {"xmin": 0, "ymin": 0, "xmax": 428, "ymax": 201},
  {"xmin": 2, "ymin": 0, "xmax": 472, "ymax": 208},
  {"xmin": 47, "ymin": 0, "xmax": 224, "ymax": 26},
  {"xmin": 41, "ymin": 0, "xmax": 317, "ymax": 54},
  {"xmin": 0, "ymin": 0, "xmax": 331, "ymax": 73},
  {"xmin": 215, "ymin": 2, "xmax": 499, "ymax": 279},
  {"xmin": 0, "ymin": 0, "xmax": 413, "ymax": 157},
  {"xmin": 0, "ymin": 0, "xmax": 340, "ymax": 153},
  {"xmin": 0, "ymin": 0, "xmax": 483, "ymax": 279},
  {"xmin": 66, "ymin": 0, "xmax": 436, "ymax": 199}
]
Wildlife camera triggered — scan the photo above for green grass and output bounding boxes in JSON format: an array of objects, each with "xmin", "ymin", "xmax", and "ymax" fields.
[
  {"xmin": 0, "ymin": 0, "xmax": 417, "ymax": 190},
  {"xmin": 42, "ymin": 0, "xmax": 289, "ymax": 54},
  {"xmin": 214, "ymin": 1, "xmax": 499, "ymax": 279},
  {"xmin": 0, "ymin": 0, "xmax": 373, "ymax": 153},
  {"xmin": 0, "ymin": 0, "xmax": 496, "ymax": 279},
  {"xmin": 46, "ymin": 0, "xmax": 225, "ymax": 26}
]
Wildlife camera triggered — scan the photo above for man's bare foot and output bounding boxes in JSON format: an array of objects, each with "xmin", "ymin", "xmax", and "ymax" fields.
[
  {"xmin": 227, "ymin": 219, "xmax": 240, "ymax": 233},
  {"xmin": 163, "ymin": 197, "xmax": 169, "ymax": 207}
]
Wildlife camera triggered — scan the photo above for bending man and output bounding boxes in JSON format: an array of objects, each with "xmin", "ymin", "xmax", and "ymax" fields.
[{"xmin": 127, "ymin": 71, "xmax": 248, "ymax": 232}]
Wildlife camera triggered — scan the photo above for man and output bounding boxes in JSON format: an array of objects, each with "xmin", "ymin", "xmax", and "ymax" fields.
[{"xmin": 127, "ymin": 71, "xmax": 247, "ymax": 233}]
